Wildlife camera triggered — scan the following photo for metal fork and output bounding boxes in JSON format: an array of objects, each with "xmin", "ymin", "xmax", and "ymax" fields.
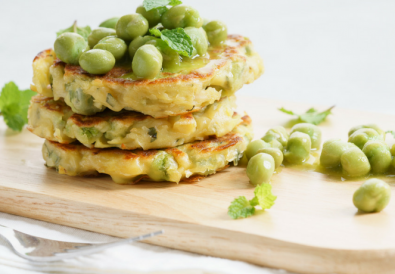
[{"xmin": 0, "ymin": 224, "xmax": 163, "ymax": 262}]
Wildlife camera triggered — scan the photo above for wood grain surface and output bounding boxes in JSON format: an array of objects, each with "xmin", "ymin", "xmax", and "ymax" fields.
[{"xmin": 1, "ymin": 96, "xmax": 394, "ymax": 274}]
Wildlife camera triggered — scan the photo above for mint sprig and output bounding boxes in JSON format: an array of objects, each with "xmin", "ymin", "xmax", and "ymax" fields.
[
  {"xmin": 149, "ymin": 28, "xmax": 162, "ymax": 38},
  {"xmin": 0, "ymin": 82, "xmax": 35, "ymax": 132},
  {"xmin": 228, "ymin": 196, "xmax": 256, "ymax": 219},
  {"xmin": 253, "ymin": 183, "xmax": 277, "ymax": 209},
  {"xmin": 149, "ymin": 28, "xmax": 193, "ymax": 57},
  {"xmin": 228, "ymin": 184, "xmax": 276, "ymax": 219},
  {"xmin": 143, "ymin": 0, "xmax": 182, "ymax": 11},
  {"xmin": 279, "ymin": 106, "xmax": 334, "ymax": 125},
  {"xmin": 56, "ymin": 21, "xmax": 91, "ymax": 41}
]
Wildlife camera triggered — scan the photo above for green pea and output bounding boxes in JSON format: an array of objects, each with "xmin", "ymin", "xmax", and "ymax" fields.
[
  {"xmin": 132, "ymin": 44, "xmax": 163, "ymax": 79},
  {"xmin": 116, "ymin": 14, "xmax": 149, "ymax": 41},
  {"xmin": 128, "ymin": 36, "xmax": 155, "ymax": 58},
  {"xmin": 99, "ymin": 17, "xmax": 120, "ymax": 29},
  {"xmin": 184, "ymin": 27, "xmax": 208, "ymax": 57},
  {"xmin": 245, "ymin": 139, "xmax": 271, "ymax": 160},
  {"xmin": 246, "ymin": 153, "xmax": 275, "ymax": 185},
  {"xmin": 353, "ymin": 179, "xmax": 391, "ymax": 213},
  {"xmin": 362, "ymin": 140, "xmax": 392, "ymax": 174},
  {"xmin": 66, "ymin": 88, "xmax": 105, "ymax": 115},
  {"xmin": 268, "ymin": 140, "xmax": 284, "ymax": 151},
  {"xmin": 320, "ymin": 139, "xmax": 355, "ymax": 168},
  {"xmin": 262, "ymin": 126, "xmax": 289, "ymax": 147},
  {"xmin": 43, "ymin": 143, "xmax": 61, "ymax": 168},
  {"xmin": 150, "ymin": 151, "xmax": 176, "ymax": 181},
  {"xmin": 160, "ymin": 47, "xmax": 181, "ymax": 69},
  {"xmin": 54, "ymin": 32, "xmax": 89, "ymax": 65},
  {"xmin": 161, "ymin": 5, "xmax": 203, "ymax": 29},
  {"xmin": 391, "ymin": 144, "xmax": 395, "ymax": 156},
  {"xmin": 348, "ymin": 128, "xmax": 383, "ymax": 149},
  {"xmin": 80, "ymin": 127, "xmax": 101, "ymax": 143},
  {"xmin": 257, "ymin": 148, "xmax": 283, "ymax": 169},
  {"xmin": 290, "ymin": 123, "xmax": 322, "ymax": 150},
  {"xmin": 79, "ymin": 49, "xmax": 115, "ymax": 75},
  {"xmin": 284, "ymin": 132, "xmax": 311, "ymax": 165},
  {"xmin": 87, "ymin": 27, "xmax": 116, "ymax": 48},
  {"xmin": 147, "ymin": 39, "xmax": 182, "ymax": 69},
  {"xmin": 340, "ymin": 146, "xmax": 371, "ymax": 177},
  {"xmin": 136, "ymin": 5, "xmax": 167, "ymax": 28},
  {"xmin": 203, "ymin": 20, "xmax": 228, "ymax": 46},
  {"xmin": 237, "ymin": 153, "xmax": 249, "ymax": 167},
  {"xmin": 93, "ymin": 37, "xmax": 127, "ymax": 61},
  {"xmin": 348, "ymin": 124, "xmax": 385, "ymax": 140}
]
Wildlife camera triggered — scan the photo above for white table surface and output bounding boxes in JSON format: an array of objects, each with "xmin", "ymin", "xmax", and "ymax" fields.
[{"xmin": 0, "ymin": 0, "xmax": 394, "ymax": 273}]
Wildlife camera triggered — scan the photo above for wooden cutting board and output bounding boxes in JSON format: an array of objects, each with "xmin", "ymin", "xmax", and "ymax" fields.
[{"xmin": 1, "ymin": 96, "xmax": 394, "ymax": 274}]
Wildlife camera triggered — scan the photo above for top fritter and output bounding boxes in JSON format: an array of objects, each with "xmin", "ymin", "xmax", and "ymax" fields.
[
  {"xmin": 31, "ymin": 2, "xmax": 263, "ymax": 118},
  {"xmin": 32, "ymin": 37, "xmax": 262, "ymax": 118}
]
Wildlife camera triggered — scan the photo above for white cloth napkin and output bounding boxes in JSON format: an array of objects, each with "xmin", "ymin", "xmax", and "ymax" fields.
[{"xmin": 0, "ymin": 212, "xmax": 289, "ymax": 274}]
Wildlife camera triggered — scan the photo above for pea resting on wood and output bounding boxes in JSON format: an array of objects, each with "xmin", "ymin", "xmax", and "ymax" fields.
[
  {"xmin": 284, "ymin": 132, "xmax": 311, "ymax": 165},
  {"xmin": 246, "ymin": 153, "xmax": 275, "ymax": 185},
  {"xmin": 353, "ymin": 179, "xmax": 391, "ymax": 213},
  {"xmin": 290, "ymin": 123, "xmax": 322, "ymax": 150}
]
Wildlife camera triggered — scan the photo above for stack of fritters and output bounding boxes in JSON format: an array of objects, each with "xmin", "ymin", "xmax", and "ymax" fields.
[{"xmin": 28, "ymin": 35, "xmax": 263, "ymax": 184}]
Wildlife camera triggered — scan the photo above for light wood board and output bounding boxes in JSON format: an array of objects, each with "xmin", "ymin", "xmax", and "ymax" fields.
[{"xmin": 1, "ymin": 96, "xmax": 395, "ymax": 274}]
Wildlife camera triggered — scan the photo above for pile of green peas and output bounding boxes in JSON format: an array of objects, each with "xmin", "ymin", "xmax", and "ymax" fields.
[
  {"xmin": 320, "ymin": 124, "xmax": 395, "ymax": 177},
  {"xmin": 53, "ymin": 4, "xmax": 228, "ymax": 79},
  {"xmin": 244, "ymin": 123, "xmax": 321, "ymax": 185},
  {"xmin": 243, "ymin": 122, "xmax": 393, "ymax": 213}
]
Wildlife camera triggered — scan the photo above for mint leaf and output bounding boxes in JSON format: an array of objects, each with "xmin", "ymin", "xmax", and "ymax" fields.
[
  {"xmin": 305, "ymin": 108, "xmax": 317, "ymax": 114},
  {"xmin": 300, "ymin": 107, "xmax": 333, "ymax": 125},
  {"xmin": 143, "ymin": 0, "xmax": 182, "ymax": 11},
  {"xmin": 0, "ymin": 82, "xmax": 35, "ymax": 132},
  {"xmin": 228, "ymin": 184, "xmax": 277, "ymax": 219},
  {"xmin": 161, "ymin": 28, "xmax": 193, "ymax": 57},
  {"xmin": 249, "ymin": 196, "xmax": 259, "ymax": 206},
  {"xmin": 149, "ymin": 28, "xmax": 193, "ymax": 57},
  {"xmin": 169, "ymin": 0, "xmax": 182, "ymax": 6},
  {"xmin": 279, "ymin": 106, "xmax": 334, "ymax": 125},
  {"xmin": 254, "ymin": 184, "xmax": 277, "ymax": 210},
  {"xmin": 278, "ymin": 107, "xmax": 295, "ymax": 116},
  {"xmin": 149, "ymin": 28, "xmax": 162, "ymax": 38},
  {"xmin": 81, "ymin": 127, "xmax": 100, "ymax": 139},
  {"xmin": 57, "ymin": 21, "xmax": 91, "ymax": 41},
  {"xmin": 228, "ymin": 196, "xmax": 255, "ymax": 219}
]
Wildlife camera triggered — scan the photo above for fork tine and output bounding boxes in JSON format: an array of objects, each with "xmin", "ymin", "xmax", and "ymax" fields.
[
  {"xmin": 60, "ymin": 230, "xmax": 165, "ymax": 255},
  {"xmin": 0, "ymin": 225, "xmax": 164, "ymax": 263}
]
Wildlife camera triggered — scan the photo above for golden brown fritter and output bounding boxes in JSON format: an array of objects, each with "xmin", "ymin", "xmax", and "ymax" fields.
[
  {"xmin": 31, "ymin": 35, "xmax": 263, "ymax": 117},
  {"xmin": 43, "ymin": 115, "xmax": 253, "ymax": 184},
  {"xmin": 29, "ymin": 95, "xmax": 241, "ymax": 150}
]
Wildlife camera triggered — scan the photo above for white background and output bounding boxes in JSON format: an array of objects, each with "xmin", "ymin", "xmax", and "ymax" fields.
[
  {"xmin": 0, "ymin": 0, "xmax": 394, "ymax": 273},
  {"xmin": 1, "ymin": 0, "xmax": 395, "ymax": 113}
]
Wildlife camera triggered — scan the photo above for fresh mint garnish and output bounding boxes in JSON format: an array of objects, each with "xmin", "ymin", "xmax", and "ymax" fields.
[
  {"xmin": 56, "ymin": 21, "xmax": 91, "ymax": 41},
  {"xmin": 228, "ymin": 184, "xmax": 276, "ymax": 219},
  {"xmin": 279, "ymin": 106, "xmax": 334, "ymax": 125},
  {"xmin": 150, "ymin": 28, "xmax": 193, "ymax": 57},
  {"xmin": 0, "ymin": 82, "xmax": 35, "ymax": 132},
  {"xmin": 143, "ymin": 0, "xmax": 182, "ymax": 11}
]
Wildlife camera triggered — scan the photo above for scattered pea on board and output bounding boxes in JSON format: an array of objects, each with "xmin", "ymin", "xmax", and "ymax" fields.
[
  {"xmin": 353, "ymin": 179, "xmax": 391, "ymax": 213},
  {"xmin": 284, "ymin": 132, "xmax": 311, "ymax": 165},
  {"xmin": 246, "ymin": 153, "xmax": 275, "ymax": 186}
]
